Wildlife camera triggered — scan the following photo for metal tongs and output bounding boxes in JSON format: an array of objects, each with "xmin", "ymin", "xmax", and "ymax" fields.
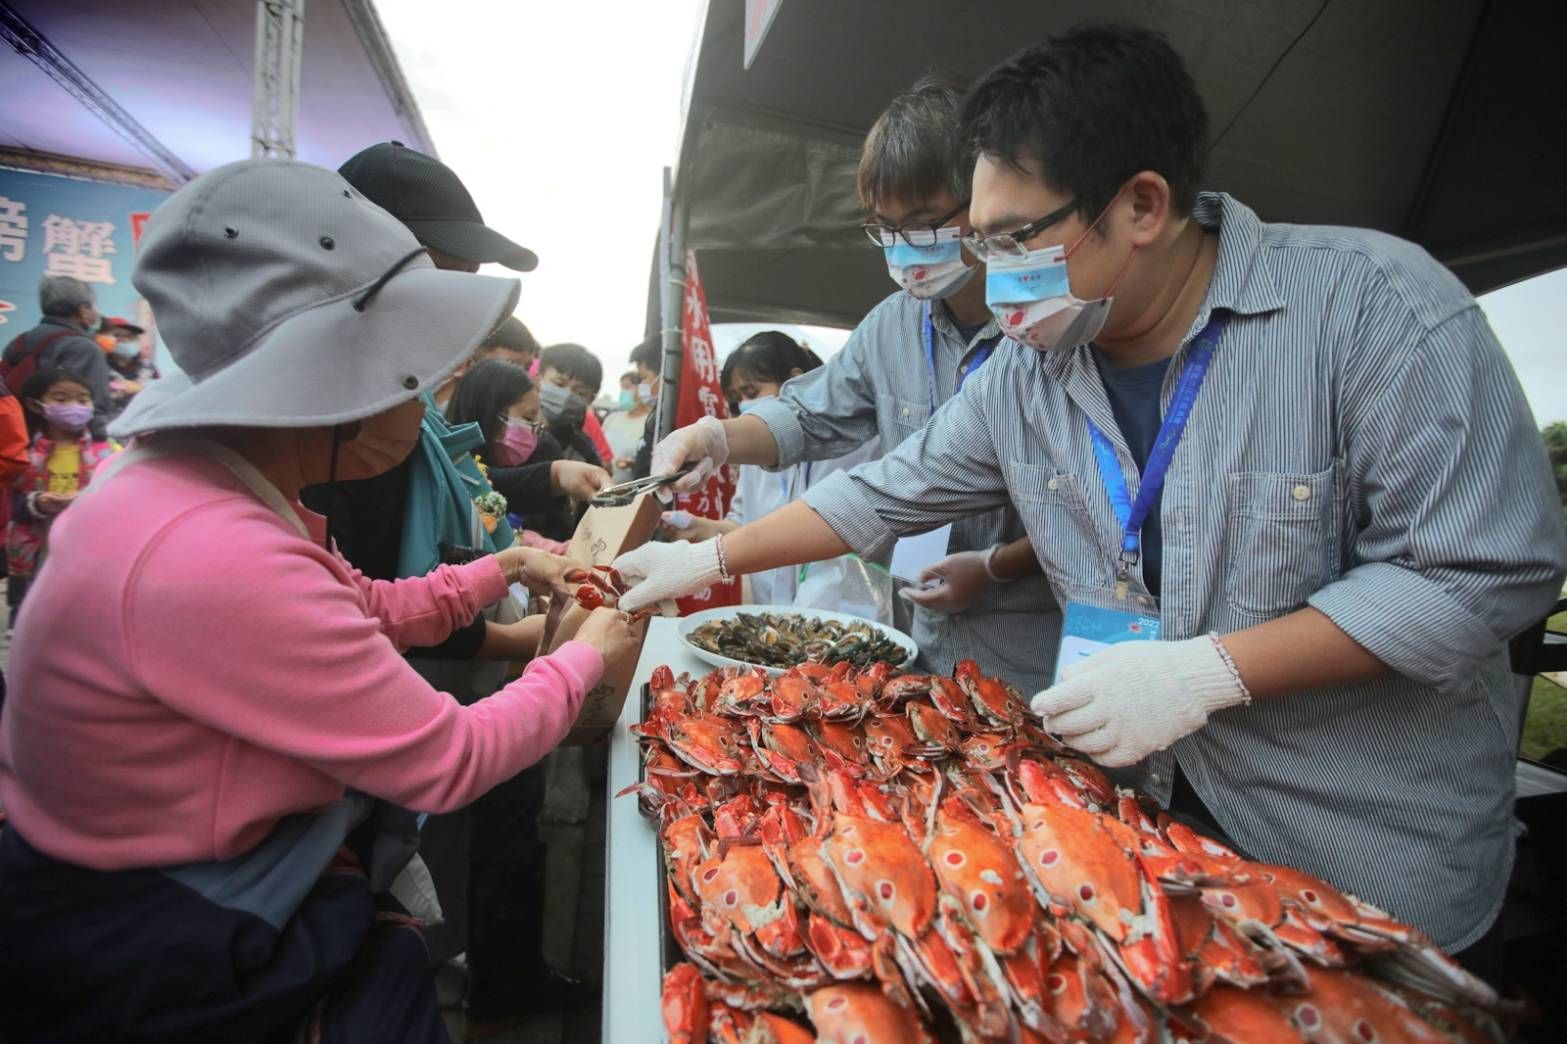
[{"xmin": 589, "ymin": 465, "xmax": 696, "ymax": 507}]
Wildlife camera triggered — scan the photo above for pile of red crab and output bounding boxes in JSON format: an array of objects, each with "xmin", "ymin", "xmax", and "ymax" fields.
[{"xmin": 623, "ymin": 659, "xmax": 1525, "ymax": 1043}]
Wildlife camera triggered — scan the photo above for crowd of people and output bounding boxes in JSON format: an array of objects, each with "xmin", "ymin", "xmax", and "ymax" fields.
[{"xmin": 0, "ymin": 18, "xmax": 1562, "ymax": 1044}]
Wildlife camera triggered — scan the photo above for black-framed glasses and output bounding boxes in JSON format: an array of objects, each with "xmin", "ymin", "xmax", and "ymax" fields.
[
  {"xmin": 861, "ymin": 200, "xmax": 970, "ymax": 248},
  {"xmin": 961, "ymin": 197, "xmax": 1079, "ymax": 262}
]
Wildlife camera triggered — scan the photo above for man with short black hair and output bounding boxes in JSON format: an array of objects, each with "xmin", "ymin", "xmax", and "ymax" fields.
[
  {"xmin": 1, "ymin": 276, "xmax": 112, "ymax": 437},
  {"xmin": 617, "ymin": 23, "xmax": 1567, "ymax": 978},
  {"xmin": 645, "ymin": 74, "xmax": 1059, "ymax": 694}
]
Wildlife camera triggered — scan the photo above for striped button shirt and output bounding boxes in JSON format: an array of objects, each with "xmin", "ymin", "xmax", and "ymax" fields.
[
  {"xmin": 746, "ymin": 290, "xmax": 1062, "ymax": 695},
  {"xmin": 802, "ymin": 192, "xmax": 1567, "ymax": 950}
]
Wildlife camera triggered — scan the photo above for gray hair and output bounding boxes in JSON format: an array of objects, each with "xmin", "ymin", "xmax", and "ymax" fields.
[
  {"xmin": 856, "ymin": 74, "xmax": 972, "ymax": 210},
  {"xmin": 38, "ymin": 275, "xmax": 95, "ymax": 319}
]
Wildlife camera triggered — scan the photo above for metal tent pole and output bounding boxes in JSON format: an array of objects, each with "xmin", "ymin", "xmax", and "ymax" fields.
[
  {"xmin": 655, "ymin": 165, "xmax": 689, "ymax": 442},
  {"xmin": 251, "ymin": 0, "xmax": 307, "ymax": 159}
]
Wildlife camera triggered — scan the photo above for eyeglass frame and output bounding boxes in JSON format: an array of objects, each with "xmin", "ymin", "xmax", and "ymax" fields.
[
  {"xmin": 860, "ymin": 199, "xmax": 971, "ymax": 249},
  {"xmin": 960, "ymin": 196, "xmax": 1081, "ymax": 262}
]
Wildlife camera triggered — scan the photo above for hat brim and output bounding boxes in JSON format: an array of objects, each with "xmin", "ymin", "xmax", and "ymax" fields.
[
  {"xmin": 110, "ymin": 267, "xmax": 519, "ymax": 439},
  {"xmin": 405, "ymin": 218, "xmax": 538, "ymax": 272}
]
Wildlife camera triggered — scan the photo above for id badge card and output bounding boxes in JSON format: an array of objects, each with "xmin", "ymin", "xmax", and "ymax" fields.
[{"xmin": 1053, "ymin": 591, "xmax": 1161, "ymax": 685}]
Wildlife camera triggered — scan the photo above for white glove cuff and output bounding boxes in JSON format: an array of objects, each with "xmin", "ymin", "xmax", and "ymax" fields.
[
  {"xmin": 693, "ymin": 415, "xmax": 731, "ymax": 467},
  {"xmin": 691, "ymin": 538, "xmax": 728, "ymax": 588},
  {"xmin": 982, "ymin": 544, "xmax": 1013, "ymax": 584},
  {"xmin": 1171, "ymin": 634, "xmax": 1252, "ymax": 717}
]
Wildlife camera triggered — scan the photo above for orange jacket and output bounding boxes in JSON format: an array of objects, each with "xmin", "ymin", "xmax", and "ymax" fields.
[{"xmin": 0, "ymin": 394, "xmax": 28, "ymax": 485}]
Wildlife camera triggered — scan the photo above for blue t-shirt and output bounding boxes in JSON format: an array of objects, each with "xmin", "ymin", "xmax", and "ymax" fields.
[{"xmin": 1090, "ymin": 350, "xmax": 1172, "ymax": 596}]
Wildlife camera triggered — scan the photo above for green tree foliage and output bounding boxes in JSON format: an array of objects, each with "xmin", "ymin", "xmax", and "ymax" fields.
[{"xmin": 1546, "ymin": 421, "xmax": 1567, "ymax": 512}]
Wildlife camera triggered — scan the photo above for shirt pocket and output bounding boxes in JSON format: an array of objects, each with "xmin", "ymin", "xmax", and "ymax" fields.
[
  {"xmin": 876, "ymin": 393, "xmax": 929, "ymax": 444},
  {"xmin": 1006, "ymin": 462, "xmax": 1104, "ymax": 595},
  {"xmin": 1224, "ymin": 464, "xmax": 1342, "ymax": 618}
]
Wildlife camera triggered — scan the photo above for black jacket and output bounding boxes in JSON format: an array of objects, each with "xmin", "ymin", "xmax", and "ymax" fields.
[{"xmin": 2, "ymin": 318, "xmax": 113, "ymax": 438}]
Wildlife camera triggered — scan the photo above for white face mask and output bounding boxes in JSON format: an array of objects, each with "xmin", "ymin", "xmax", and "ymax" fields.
[
  {"xmin": 985, "ymin": 238, "xmax": 1135, "ymax": 353},
  {"xmin": 636, "ymin": 381, "xmax": 656, "ymax": 405},
  {"xmin": 882, "ymin": 226, "xmax": 975, "ymax": 300}
]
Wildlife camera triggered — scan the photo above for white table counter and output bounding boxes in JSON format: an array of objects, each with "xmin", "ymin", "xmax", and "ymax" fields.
[{"xmin": 601, "ymin": 618, "xmax": 709, "ymax": 1044}]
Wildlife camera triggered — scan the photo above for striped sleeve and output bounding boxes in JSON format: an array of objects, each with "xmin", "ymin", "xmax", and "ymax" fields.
[
  {"xmin": 1307, "ymin": 306, "xmax": 1567, "ymax": 689},
  {"xmin": 801, "ymin": 362, "xmax": 1013, "ymax": 558}
]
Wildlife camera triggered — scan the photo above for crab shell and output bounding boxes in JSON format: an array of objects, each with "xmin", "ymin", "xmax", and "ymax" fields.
[
  {"xmin": 1277, "ymin": 967, "xmax": 1457, "ymax": 1044},
  {"xmin": 1179, "ymin": 983, "xmax": 1305, "ymax": 1043},
  {"xmin": 820, "ymin": 812, "xmax": 936, "ymax": 940},
  {"xmin": 664, "ymin": 714, "xmax": 748, "ymax": 776},
  {"xmin": 695, "ymin": 843, "xmax": 786, "ymax": 937},
  {"xmin": 955, "ymin": 658, "xmax": 1027, "ymax": 728},
  {"xmin": 660, "ymin": 962, "xmax": 709, "ymax": 1044},
  {"xmin": 804, "ymin": 983, "xmax": 935, "ymax": 1044},
  {"xmin": 927, "ymin": 799, "xmax": 1034, "ymax": 954}
]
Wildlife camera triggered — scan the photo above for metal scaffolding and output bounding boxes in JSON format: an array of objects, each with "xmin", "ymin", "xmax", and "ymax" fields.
[{"xmin": 251, "ymin": 0, "xmax": 307, "ymax": 160}]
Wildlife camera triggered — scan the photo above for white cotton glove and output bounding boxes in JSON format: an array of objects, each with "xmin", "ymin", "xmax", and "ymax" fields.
[
  {"xmin": 652, "ymin": 416, "xmax": 730, "ymax": 497},
  {"xmin": 1030, "ymin": 636, "xmax": 1250, "ymax": 768},
  {"xmin": 613, "ymin": 539, "xmax": 727, "ymax": 614},
  {"xmin": 900, "ymin": 549, "xmax": 995, "ymax": 614}
]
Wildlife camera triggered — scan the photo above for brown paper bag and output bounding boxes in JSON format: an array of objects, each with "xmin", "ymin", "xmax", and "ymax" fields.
[{"xmin": 548, "ymin": 492, "xmax": 663, "ymax": 744}]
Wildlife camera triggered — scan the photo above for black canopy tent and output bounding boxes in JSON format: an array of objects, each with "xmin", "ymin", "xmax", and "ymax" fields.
[{"xmin": 655, "ymin": 0, "xmax": 1566, "ymax": 343}]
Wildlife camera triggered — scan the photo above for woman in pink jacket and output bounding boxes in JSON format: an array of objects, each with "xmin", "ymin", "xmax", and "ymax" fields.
[{"xmin": 0, "ymin": 160, "xmax": 638, "ymax": 1044}]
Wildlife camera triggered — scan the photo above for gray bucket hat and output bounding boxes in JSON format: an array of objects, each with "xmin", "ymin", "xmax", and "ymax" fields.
[{"xmin": 110, "ymin": 159, "xmax": 520, "ymax": 439}]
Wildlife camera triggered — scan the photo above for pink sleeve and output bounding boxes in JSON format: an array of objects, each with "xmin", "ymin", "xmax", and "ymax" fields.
[
  {"xmin": 124, "ymin": 506, "xmax": 604, "ymax": 813},
  {"xmin": 342, "ymin": 555, "xmax": 510, "ymax": 650}
]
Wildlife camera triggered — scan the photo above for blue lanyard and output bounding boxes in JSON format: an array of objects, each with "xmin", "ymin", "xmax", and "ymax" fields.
[
  {"xmin": 1086, "ymin": 312, "xmax": 1229, "ymax": 588},
  {"xmin": 923, "ymin": 303, "xmax": 996, "ymax": 415}
]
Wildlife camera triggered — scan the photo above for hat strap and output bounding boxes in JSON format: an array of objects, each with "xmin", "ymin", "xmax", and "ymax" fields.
[{"xmin": 352, "ymin": 247, "xmax": 429, "ymax": 313}]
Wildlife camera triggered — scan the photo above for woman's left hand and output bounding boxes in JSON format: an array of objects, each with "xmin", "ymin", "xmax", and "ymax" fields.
[{"xmin": 496, "ymin": 546, "xmax": 582, "ymax": 599}]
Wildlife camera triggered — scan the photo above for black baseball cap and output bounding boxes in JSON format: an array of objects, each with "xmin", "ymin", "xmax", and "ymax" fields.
[{"xmin": 338, "ymin": 141, "xmax": 537, "ymax": 272}]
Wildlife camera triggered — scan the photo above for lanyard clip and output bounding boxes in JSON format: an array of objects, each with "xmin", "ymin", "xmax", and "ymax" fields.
[{"xmin": 1114, "ymin": 546, "xmax": 1140, "ymax": 601}]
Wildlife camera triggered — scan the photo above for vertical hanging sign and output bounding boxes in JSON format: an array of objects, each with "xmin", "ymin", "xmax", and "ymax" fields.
[{"xmin": 671, "ymin": 249, "xmax": 741, "ymax": 612}]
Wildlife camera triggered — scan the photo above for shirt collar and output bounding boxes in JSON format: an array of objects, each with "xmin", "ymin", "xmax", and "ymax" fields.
[
  {"xmin": 930, "ymin": 298, "xmax": 1000, "ymax": 349},
  {"xmin": 1192, "ymin": 191, "xmax": 1285, "ymax": 319}
]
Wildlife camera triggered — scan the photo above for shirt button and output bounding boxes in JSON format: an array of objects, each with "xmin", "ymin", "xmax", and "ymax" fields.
[
  {"xmin": 1149, "ymin": 773, "xmax": 1163, "ymax": 786},
  {"xmin": 901, "ymin": 407, "xmax": 910, "ymax": 418},
  {"xmin": 1291, "ymin": 484, "xmax": 1311, "ymax": 502},
  {"xmin": 1046, "ymin": 478, "xmax": 1059, "ymax": 491}
]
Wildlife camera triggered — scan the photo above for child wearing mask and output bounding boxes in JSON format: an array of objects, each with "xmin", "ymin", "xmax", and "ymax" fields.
[
  {"xmin": 662, "ymin": 332, "xmax": 880, "ymax": 607},
  {"xmin": 537, "ymin": 343, "xmax": 609, "ymax": 468},
  {"xmin": 97, "ymin": 316, "xmax": 158, "ymax": 419},
  {"xmin": 6, "ymin": 368, "xmax": 116, "ymax": 618}
]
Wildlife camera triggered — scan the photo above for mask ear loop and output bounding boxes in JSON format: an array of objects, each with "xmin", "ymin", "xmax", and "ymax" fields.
[{"xmin": 1063, "ymin": 186, "xmax": 1139, "ymax": 298}]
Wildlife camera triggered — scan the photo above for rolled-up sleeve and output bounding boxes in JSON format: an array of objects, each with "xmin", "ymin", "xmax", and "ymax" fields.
[
  {"xmin": 1308, "ymin": 306, "xmax": 1567, "ymax": 689},
  {"xmin": 748, "ymin": 316, "xmax": 885, "ymax": 468},
  {"xmin": 802, "ymin": 364, "xmax": 1012, "ymax": 559}
]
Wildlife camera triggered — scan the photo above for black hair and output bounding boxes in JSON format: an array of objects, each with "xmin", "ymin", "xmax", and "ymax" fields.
[
  {"xmin": 20, "ymin": 366, "xmax": 92, "ymax": 438},
  {"xmin": 857, "ymin": 73, "xmax": 972, "ymax": 211},
  {"xmin": 539, "ymin": 343, "xmax": 603, "ymax": 395},
  {"xmin": 628, "ymin": 335, "xmax": 661, "ymax": 374},
  {"xmin": 962, "ymin": 22, "xmax": 1209, "ymax": 222},
  {"xmin": 482, "ymin": 316, "xmax": 539, "ymax": 356},
  {"xmin": 721, "ymin": 332, "xmax": 822, "ymax": 408},
  {"xmin": 444, "ymin": 358, "xmax": 534, "ymax": 457}
]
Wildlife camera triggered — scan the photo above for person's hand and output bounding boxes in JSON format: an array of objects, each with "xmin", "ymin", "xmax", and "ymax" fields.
[
  {"xmin": 659, "ymin": 511, "xmax": 724, "ymax": 542},
  {"xmin": 34, "ymin": 492, "xmax": 74, "ymax": 517},
  {"xmin": 613, "ymin": 539, "xmax": 725, "ymax": 614},
  {"xmin": 1030, "ymin": 636, "xmax": 1250, "ymax": 768},
  {"xmin": 550, "ymin": 460, "xmax": 611, "ymax": 501},
  {"xmin": 614, "ymin": 456, "xmax": 634, "ymax": 472},
  {"xmin": 651, "ymin": 416, "xmax": 729, "ymax": 496},
  {"xmin": 900, "ymin": 549, "xmax": 993, "ymax": 614},
  {"xmin": 496, "ymin": 546, "xmax": 582, "ymax": 599},
  {"xmin": 572, "ymin": 606, "xmax": 642, "ymax": 667}
]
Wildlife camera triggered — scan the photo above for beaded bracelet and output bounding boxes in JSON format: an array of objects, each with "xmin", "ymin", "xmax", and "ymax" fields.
[
  {"xmin": 1208, "ymin": 632, "xmax": 1253, "ymax": 704},
  {"xmin": 714, "ymin": 534, "xmax": 732, "ymax": 582}
]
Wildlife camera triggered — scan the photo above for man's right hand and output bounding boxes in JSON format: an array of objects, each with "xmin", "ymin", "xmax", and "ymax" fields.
[
  {"xmin": 651, "ymin": 416, "xmax": 729, "ymax": 494},
  {"xmin": 613, "ymin": 539, "xmax": 726, "ymax": 614},
  {"xmin": 572, "ymin": 606, "xmax": 642, "ymax": 667}
]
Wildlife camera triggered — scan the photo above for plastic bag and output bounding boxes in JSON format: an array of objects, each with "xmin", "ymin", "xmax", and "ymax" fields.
[{"xmin": 794, "ymin": 553, "xmax": 894, "ymax": 625}]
